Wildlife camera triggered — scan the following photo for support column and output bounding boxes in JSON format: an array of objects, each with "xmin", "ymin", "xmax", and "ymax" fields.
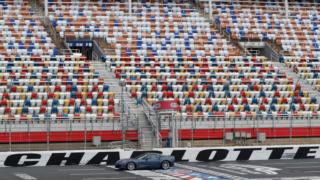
[
  {"xmin": 170, "ymin": 115, "xmax": 177, "ymax": 148},
  {"xmin": 285, "ymin": 0, "xmax": 288, "ymax": 19},
  {"xmin": 128, "ymin": 0, "xmax": 132, "ymax": 16},
  {"xmin": 45, "ymin": 0, "xmax": 48, "ymax": 17},
  {"xmin": 209, "ymin": 0, "xmax": 212, "ymax": 19}
]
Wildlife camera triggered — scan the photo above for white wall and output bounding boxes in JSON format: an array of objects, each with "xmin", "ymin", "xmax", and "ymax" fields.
[{"xmin": 0, "ymin": 144, "xmax": 320, "ymax": 167}]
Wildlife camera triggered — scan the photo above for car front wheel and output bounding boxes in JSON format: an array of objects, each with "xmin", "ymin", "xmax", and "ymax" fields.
[
  {"xmin": 126, "ymin": 162, "xmax": 136, "ymax": 171},
  {"xmin": 161, "ymin": 161, "xmax": 170, "ymax": 170}
]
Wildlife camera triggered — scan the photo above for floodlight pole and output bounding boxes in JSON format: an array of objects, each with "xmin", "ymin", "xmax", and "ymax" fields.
[
  {"xmin": 120, "ymin": 80, "xmax": 126, "ymax": 149},
  {"xmin": 45, "ymin": 0, "xmax": 48, "ymax": 17},
  {"xmin": 128, "ymin": 0, "xmax": 132, "ymax": 16},
  {"xmin": 209, "ymin": 0, "xmax": 212, "ymax": 19},
  {"xmin": 285, "ymin": 0, "xmax": 288, "ymax": 19}
]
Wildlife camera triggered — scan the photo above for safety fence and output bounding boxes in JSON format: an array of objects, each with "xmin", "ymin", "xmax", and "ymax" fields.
[
  {"xmin": 0, "ymin": 114, "xmax": 320, "ymax": 151},
  {"xmin": 0, "ymin": 118, "xmax": 139, "ymax": 152},
  {"xmin": 157, "ymin": 114, "xmax": 320, "ymax": 148}
]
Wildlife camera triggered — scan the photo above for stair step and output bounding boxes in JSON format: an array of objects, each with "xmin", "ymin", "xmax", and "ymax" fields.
[
  {"xmin": 30, "ymin": 0, "xmax": 69, "ymax": 52},
  {"xmin": 91, "ymin": 60, "xmax": 155, "ymax": 149}
]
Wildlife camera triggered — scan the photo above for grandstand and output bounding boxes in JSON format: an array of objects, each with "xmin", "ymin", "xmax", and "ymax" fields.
[{"xmin": 0, "ymin": 0, "xmax": 319, "ymax": 150}]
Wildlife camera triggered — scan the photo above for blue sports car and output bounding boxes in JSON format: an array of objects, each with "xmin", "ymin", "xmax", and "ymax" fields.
[{"xmin": 115, "ymin": 153, "xmax": 175, "ymax": 170}]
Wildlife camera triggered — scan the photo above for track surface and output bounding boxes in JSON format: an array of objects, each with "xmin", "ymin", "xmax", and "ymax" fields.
[{"xmin": 2, "ymin": 159, "xmax": 320, "ymax": 180}]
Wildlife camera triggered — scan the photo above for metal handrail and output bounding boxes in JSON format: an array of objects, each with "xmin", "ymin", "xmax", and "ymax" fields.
[{"xmin": 141, "ymin": 99, "xmax": 162, "ymax": 148}]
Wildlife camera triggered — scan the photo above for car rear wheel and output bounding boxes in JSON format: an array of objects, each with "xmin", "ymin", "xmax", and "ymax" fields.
[
  {"xmin": 126, "ymin": 162, "xmax": 136, "ymax": 171},
  {"xmin": 161, "ymin": 161, "xmax": 170, "ymax": 170}
]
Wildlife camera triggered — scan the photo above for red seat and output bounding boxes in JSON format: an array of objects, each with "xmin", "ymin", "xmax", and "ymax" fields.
[
  {"xmin": 31, "ymin": 92, "xmax": 38, "ymax": 99},
  {"xmin": 108, "ymin": 98, "xmax": 114, "ymax": 105},
  {"xmin": 81, "ymin": 99, "xmax": 86, "ymax": 106},
  {"xmin": 205, "ymin": 98, "xmax": 212, "ymax": 105},
  {"xmin": 4, "ymin": 107, "xmax": 10, "ymax": 114},
  {"xmin": 41, "ymin": 99, "xmax": 47, "ymax": 106},
  {"xmin": 48, "ymin": 92, "xmax": 54, "ymax": 99},
  {"xmin": 228, "ymin": 105, "xmax": 234, "ymax": 111},
  {"xmin": 40, "ymin": 106, "xmax": 46, "ymax": 113},
  {"xmin": 87, "ymin": 92, "xmax": 93, "ymax": 99},
  {"xmin": 1, "ymin": 100, "xmax": 7, "ymax": 106},
  {"xmin": 93, "ymin": 85, "xmax": 99, "ymax": 91},
  {"xmin": 98, "ymin": 92, "xmax": 103, "ymax": 98},
  {"xmin": 55, "ymin": 85, "xmax": 61, "ymax": 92},
  {"xmin": 66, "ymin": 85, "xmax": 72, "ymax": 92},
  {"xmin": 3, "ymin": 93, "xmax": 9, "ymax": 99},
  {"xmin": 188, "ymin": 92, "xmax": 195, "ymax": 98},
  {"xmin": 86, "ymin": 106, "xmax": 92, "ymax": 113},
  {"xmin": 69, "ymin": 98, "xmax": 75, "ymax": 106},
  {"xmin": 186, "ymin": 105, "xmax": 192, "ymax": 112},
  {"xmin": 242, "ymin": 98, "xmax": 248, "ymax": 104},
  {"xmin": 76, "ymin": 92, "xmax": 82, "ymax": 99},
  {"xmin": 108, "ymin": 105, "xmax": 114, "ymax": 113},
  {"xmin": 232, "ymin": 97, "xmax": 238, "ymax": 104},
  {"xmin": 10, "ymin": 86, "xmax": 17, "ymax": 92}
]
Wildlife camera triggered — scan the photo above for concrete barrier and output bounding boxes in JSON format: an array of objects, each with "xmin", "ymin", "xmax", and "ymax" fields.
[{"xmin": 0, "ymin": 144, "xmax": 319, "ymax": 167}]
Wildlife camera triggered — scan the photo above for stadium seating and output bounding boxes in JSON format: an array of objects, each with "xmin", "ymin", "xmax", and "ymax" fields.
[
  {"xmin": 0, "ymin": 54, "xmax": 118, "ymax": 122},
  {"xmin": 0, "ymin": 1, "xmax": 118, "ymax": 122},
  {"xmin": 45, "ymin": 1, "xmax": 320, "ymax": 119},
  {"xmin": 0, "ymin": 0, "xmax": 319, "ymax": 144},
  {"xmin": 48, "ymin": 1, "xmax": 241, "ymax": 57},
  {"xmin": 210, "ymin": 0, "xmax": 320, "ymax": 58},
  {"xmin": 0, "ymin": 1, "xmax": 58, "ymax": 55},
  {"xmin": 203, "ymin": 0, "xmax": 320, "ymax": 96}
]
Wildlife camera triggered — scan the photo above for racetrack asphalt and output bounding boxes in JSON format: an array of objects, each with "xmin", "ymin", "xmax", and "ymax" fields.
[{"xmin": 2, "ymin": 158, "xmax": 320, "ymax": 180}]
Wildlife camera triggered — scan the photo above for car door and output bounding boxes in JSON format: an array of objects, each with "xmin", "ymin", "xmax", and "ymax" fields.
[
  {"xmin": 144, "ymin": 154, "xmax": 161, "ymax": 169},
  {"xmin": 138, "ymin": 154, "xmax": 152, "ymax": 169}
]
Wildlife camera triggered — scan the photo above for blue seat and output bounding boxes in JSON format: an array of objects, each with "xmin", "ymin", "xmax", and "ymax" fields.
[
  {"xmin": 52, "ymin": 99, "xmax": 59, "ymax": 106},
  {"xmin": 22, "ymin": 107, "xmax": 29, "ymax": 114},
  {"xmin": 24, "ymin": 99, "xmax": 31, "ymax": 107},
  {"xmin": 103, "ymin": 85, "xmax": 109, "ymax": 92},
  {"xmin": 51, "ymin": 106, "xmax": 58, "ymax": 114}
]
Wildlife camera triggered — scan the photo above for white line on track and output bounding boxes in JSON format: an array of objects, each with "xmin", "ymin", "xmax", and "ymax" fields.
[
  {"xmin": 82, "ymin": 178, "xmax": 137, "ymax": 180},
  {"xmin": 198, "ymin": 164, "xmax": 248, "ymax": 175},
  {"xmin": 251, "ymin": 176, "xmax": 320, "ymax": 180},
  {"xmin": 263, "ymin": 162, "xmax": 320, "ymax": 165},
  {"xmin": 14, "ymin": 173, "xmax": 37, "ymax": 180},
  {"xmin": 107, "ymin": 165, "xmax": 178, "ymax": 180},
  {"xmin": 175, "ymin": 163, "xmax": 248, "ymax": 180},
  {"xmin": 59, "ymin": 169, "xmax": 105, "ymax": 171},
  {"xmin": 70, "ymin": 172, "xmax": 119, "ymax": 176},
  {"xmin": 125, "ymin": 170, "xmax": 179, "ymax": 180},
  {"xmin": 286, "ymin": 166, "xmax": 320, "ymax": 169}
]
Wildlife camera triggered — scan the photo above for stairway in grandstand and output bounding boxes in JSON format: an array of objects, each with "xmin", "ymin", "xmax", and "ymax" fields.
[
  {"xmin": 29, "ymin": 0, "xmax": 69, "ymax": 52},
  {"xmin": 28, "ymin": 0, "xmax": 159, "ymax": 150},
  {"xmin": 94, "ymin": 38, "xmax": 117, "ymax": 56},
  {"xmin": 199, "ymin": 1, "xmax": 320, "ymax": 102},
  {"xmin": 274, "ymin": 59, "xmax": 320, "ymax": 102},
  {"xmin": 197, "ymin": 6, "xmax": 247, "ymax": 56},
  {"xmin": 213, "ymin": 23, "xmax": 248, "ymax": 56},
  {"xmin": 91, "ymin": 60, "xmax": 155, "ymax": 150}
]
